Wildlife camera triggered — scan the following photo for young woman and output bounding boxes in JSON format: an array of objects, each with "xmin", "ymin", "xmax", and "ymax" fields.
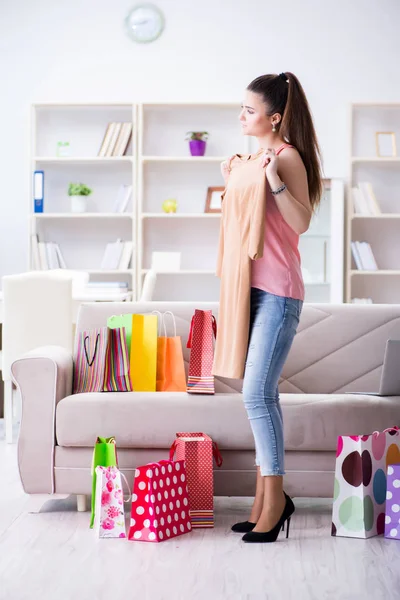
[{"xmin": 213, "ymin": 72, "xmax": 323, "ymax": 543}]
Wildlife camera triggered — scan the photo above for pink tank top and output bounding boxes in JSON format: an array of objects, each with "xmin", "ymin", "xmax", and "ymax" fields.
[{"xmin": 251, "ymin": 143, "xmax": 305, "ymax": 301}]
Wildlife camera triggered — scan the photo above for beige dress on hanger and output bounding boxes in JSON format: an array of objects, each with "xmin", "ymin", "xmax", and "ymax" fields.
[{"xmin": 212, "ymin": 148, "xmax": 267, "ymax": 379}]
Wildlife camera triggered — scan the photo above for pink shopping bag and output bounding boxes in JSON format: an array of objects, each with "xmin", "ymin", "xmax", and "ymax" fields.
[
  {"xmin": 128, "ymin": 460, "xmax": 192, "ymax": 543},
  {"xmin": 186, "ymin": 309, "xmax": 217, "ymax": 394},
  {"xmin": 93, "ymin": 466, "xmax": 131, "ymax": 539}
]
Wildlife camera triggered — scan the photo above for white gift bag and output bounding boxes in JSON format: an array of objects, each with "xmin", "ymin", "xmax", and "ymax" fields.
[{"xmin": 93, "ymin": 466, "xmax": 131, "ymax": 539}]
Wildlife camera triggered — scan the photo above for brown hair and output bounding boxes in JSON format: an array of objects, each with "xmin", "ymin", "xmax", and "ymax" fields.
[{"xmin": 247, "ymin": 72, "xmax": 324, "ymax": 211}]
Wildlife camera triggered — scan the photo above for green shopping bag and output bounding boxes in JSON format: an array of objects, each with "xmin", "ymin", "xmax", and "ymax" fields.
[
  {"xmin": 108, "ymin": 315, "xmax": 133, "ymax": 355},
  {"xmin": 90, "ymin": 436, "xmax": 118, "ymax": 528}
]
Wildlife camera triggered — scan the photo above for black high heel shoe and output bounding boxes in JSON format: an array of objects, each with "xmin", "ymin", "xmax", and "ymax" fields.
[
  {"xmin": 242, "ymin": 492, "xmax": 295, "ymax": 544},
  {"xmin": 231, "ymin": 520, "xmax": 257, "ymax": 533},
  {"xmin": 231, "ymin": 492, "xmax": 291, "ymax": 534}
]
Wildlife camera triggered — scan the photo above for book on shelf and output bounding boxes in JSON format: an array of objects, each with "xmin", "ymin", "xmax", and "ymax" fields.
[
  {"xmin": 32, "ymin": 235, "xmax": 68, "ymax": 270},
  {"xmin": 113, "ymin": 184, "xmax": 132, "ymax": 213},
  {"xmin": 352, "ymin": 182, "xmax": 381, "ymax": 215},
  {"xmin": 100, "ymin": 239, "xmax": 133, "ymax": 270},
  {"xmin": 351, "ymin": 241, "xmax": 378, "ymax": 270},
  {"xmin": 98, "ymin": 122, "xmax": 132, "ymax": 157},
  {"xmin": 351, "ymin": 298, "xmax": 374, "ymax": 304},
  {"xmin": 87, "ymin": 281, "xmax": 129, "ymax": 289}
]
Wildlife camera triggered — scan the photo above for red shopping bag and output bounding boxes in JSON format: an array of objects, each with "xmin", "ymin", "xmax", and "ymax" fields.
[
  {"xmin": 186, "ymin": 309, "xmax": 217, "ymax": 394},
  {"xmin": 170, "ymin": 432, "xmax": 223, "ymax": 528},
  {"xmin": 128, "ymin": 459, "xmax": 192, "ymax": 543}
]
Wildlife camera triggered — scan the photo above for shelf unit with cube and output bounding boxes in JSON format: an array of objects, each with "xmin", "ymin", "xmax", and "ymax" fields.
[
  {"xmin": 347, "ymin": 103, "xmax": 400, "ymax": 303},
  {"xmin": 29, "ymin": 103, "xmax": 137, "ymax": 296}
]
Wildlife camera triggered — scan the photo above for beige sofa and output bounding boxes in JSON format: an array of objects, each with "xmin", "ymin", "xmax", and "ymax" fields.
[{"xmin": 11, "ymin": 301, "xmax": 400, "ymax": 504}]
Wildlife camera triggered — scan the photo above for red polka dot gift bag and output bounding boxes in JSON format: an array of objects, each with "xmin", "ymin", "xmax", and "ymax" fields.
[
  {"xmin": 170, "ymin": 433, "xmax": 223, "ymax": 528},
  {"xmin": 128, "ymin": 460, "xmax": 192, "ymax": 543},
  {"xmin": 186, "ymin": 309, "xmax": 217, "ymax": 395},
  {"xmin": 332, "ymin": 427, "xmax": 400, "ymax": 539}
]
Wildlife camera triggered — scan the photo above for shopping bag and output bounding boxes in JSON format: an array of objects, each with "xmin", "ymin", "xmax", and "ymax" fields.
[
  {"xmin": 186, "ymin": 309, "xmax": 217, "ymax": 394},
  {"xmin": 385, "ymin": 463, "xmax": 400, "ymax": 540},
  {"xmin": 154, "ymin": 311, "xmax": 186, "ymax": 392},
  {"xmin": 103, "ymin": 327, "xmax": 133, "ymax": 392},
  {"xmin": 332, "ymin": 427, "xmax": 400, "ymax": 538},
  {"xmin": 128, "ymin": 459, "xmax": 192, "ymax": 543},
  {"xmin": 130, "ymin": 314, "xmax": 158, "ymax": 392},
  {"xmin": 73, "ymin": 327, "xmax": 110, "ymax": 393},
  {"xmin": 108, "ymin": 314, "xmax": 133, "ymax": 355},
  {"xmin": 93, "ymin": 466, "xmax": 131, "ymax": 539},
  {"xmin": 170, "ymin": 432, "xmax": 223, "ymax": 528},
  {"xmin": 90, "ymin": 436, "xmax": 118, "ymax": 528}
]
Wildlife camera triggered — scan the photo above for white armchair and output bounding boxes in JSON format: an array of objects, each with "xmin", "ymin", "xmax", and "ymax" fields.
[{"xmin": 2, "ymin": 272, "xmax": 74, "ymax": 443}]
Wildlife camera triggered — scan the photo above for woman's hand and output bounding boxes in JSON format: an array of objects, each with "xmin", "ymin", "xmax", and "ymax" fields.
[
  {"xmin": 221, "ymin": 155, "xmax": 236, "ymax": 185},
  {"xmin": 261, "ymin": 148, "xmax": 279, "ymax": 178}
]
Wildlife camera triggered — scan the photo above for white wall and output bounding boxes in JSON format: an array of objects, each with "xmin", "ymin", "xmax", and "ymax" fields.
[{"xmin": 1, "ymin": 0, "xmax": 400, "ymax": 279}]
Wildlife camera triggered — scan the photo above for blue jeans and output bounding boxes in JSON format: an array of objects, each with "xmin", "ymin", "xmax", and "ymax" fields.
[{"xmin": 242, "ymin": 288, "xmax": 303, "ymax": 476}]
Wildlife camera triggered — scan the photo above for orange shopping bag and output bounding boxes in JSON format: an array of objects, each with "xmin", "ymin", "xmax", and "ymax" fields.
[{"xmin": 154, "ymin": 311, "xmax": 187, "ymax": 392}]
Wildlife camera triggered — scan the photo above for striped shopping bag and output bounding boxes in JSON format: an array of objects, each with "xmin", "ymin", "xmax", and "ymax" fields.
[
  {"xmin": 104, "ymin": 327, "xmax": 133, "ymax": 392},
  {"xmin": 73, "ymin": 327, "xmax": 110, "ymax": 393},
  {"xmin": 186, "ymin": 309, "xmax": 217, "ymax": 394}
]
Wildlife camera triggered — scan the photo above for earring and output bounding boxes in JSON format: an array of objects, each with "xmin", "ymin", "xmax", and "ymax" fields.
[{"xmin": 272, "ymin": 123, "xmax": 276, "ymax": 132}]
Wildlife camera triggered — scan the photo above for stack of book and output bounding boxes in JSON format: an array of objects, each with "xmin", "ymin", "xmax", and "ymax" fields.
[
  {"xmin": 352, "ymin": 182, "xmax": 381, "ymax": 215},
  {"xmin": 98, "ymin": 122, "xmax": 133, "ymax": 157},
  {"xmin": 84, "ymin": 281, "xmax": 131, "ymax": 300},
  {"xmin": 351, "ymin": 241, "xmax": 378, "ymax": 271},
  {"xmin": 101, "ymin": 239, "xmax": 134, "ymax": 271},
  {"xmin": 31, "ymin": 235, "xmax": 67, "ymax": 270}
]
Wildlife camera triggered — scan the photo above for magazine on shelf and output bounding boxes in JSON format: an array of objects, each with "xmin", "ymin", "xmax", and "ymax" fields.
[
  {"xmin": 101, "ymin": 239, "xmax": 124, "ymax": 270},
  {"xmin": 352, "ymin": 241, "xmax": 378, "ymax": 271},
  {"xmin": 113, "ymin": 184, "xmax": 132, "ymax": 213}
]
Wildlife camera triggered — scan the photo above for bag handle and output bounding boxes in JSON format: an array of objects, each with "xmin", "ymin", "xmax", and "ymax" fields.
[
  {"xmin": 169, "ymin": 438, "xmax": 223, "ymax": 467},
  {"xmin": 186, "ymin": 313, "xmax": 217, "ymax": 349},
  {"xmin": 212, "ymin": 441, "xmax": 223, "ymax": 467},
  {"xmin": 169, "ymin": 439, "xmax": 179, "ymax": 460},
  {"xmin": 212, "ymin": 315, "xmax": 217, "ymax": 339},
  {"xmin": 120, "ymin": 471, "xmax": 132, "ymax": 503},
  {"xmin": 152, "ymin": 310, "xmax": 166, "ymax": 337},
  {"xmin": 84, "ymin": 333, "xmax": 100, "ymax": 367},
  {"xmin": 373, "ymin": 426, "xmax": 400, "ymax": 437},
  {"xmin": 163, "ymin": 311, "xmax": 177, "ymax": 338}
]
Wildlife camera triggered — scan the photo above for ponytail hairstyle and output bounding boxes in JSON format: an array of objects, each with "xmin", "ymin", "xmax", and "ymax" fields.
[{"xmin": 247, "ymin": 72, "xmax": 324, "ymax": 212}]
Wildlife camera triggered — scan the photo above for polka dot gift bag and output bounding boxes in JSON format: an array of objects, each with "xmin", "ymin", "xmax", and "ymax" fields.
[
  {"xmin": 332, "ymin": 427, "xmax": 400, "ymax": 539},
  {"xmin": 128, "ymin": 460, "xmax": 192, "ymax": 543},
  {"xmin": 384, "ymin": 463, "xmax": 400, "ymax": 540}
]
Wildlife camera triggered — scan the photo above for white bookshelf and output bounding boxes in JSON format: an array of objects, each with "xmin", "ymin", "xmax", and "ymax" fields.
[
  {"xmin": 347, "ymin": 102, "xmax": 400, "ymax": 303},
  {"xmin": 30, "ymin": 103, "xmax": 137, "ymax": 295},
  {"xmin": 135, "ymin": 102, "xmax": 345, "ymax": 302},
  {"xmin": 29, "ymin": 101, "xmax": 345, "ymax": 304},
  {"xmin": 136, "ymin": 102, "xmax": 251, "ymax": 302}
]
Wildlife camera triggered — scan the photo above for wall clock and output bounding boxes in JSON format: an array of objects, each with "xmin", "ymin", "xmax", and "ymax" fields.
[{"xmin": 125, "ymin": 4, "xmax": 165, "ymax": 44}]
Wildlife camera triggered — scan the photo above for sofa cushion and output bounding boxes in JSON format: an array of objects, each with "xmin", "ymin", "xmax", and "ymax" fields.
[{"xmin": 56, "ymin": 392, "xmax": 400, "ymax": 452}]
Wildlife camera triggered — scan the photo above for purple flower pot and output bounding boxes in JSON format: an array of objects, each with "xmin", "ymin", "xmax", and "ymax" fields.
[{"xmin": 189, "ymin": 140, "xmax": 206, "ymax": 156}]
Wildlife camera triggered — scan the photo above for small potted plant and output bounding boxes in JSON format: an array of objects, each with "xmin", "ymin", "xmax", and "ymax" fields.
[
  {"xmin": 68, "ymin": 183, "xmax": 93, "ymax": 213},
  {"xmin": 185, "ymin": 131, "xmax": 209, "ymax": 157}
]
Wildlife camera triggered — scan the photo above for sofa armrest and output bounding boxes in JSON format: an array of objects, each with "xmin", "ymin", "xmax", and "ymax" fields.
[{"xmin": 11, "ymin": 346, "xmax": 73, "ymax": 494}]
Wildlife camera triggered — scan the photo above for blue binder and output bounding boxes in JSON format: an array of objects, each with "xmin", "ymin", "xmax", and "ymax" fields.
[{"xmin": 33, "ymin": 170, "xmax": 44, "ymax": 213}]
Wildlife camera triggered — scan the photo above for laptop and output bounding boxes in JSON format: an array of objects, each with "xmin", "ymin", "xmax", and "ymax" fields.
[{"xmin": 349, "ymin": 339, "xmax": 400, "ymax": 396}]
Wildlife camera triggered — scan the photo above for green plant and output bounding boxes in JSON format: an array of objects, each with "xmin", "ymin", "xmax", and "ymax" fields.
[
  {"xmin": 68, "ymin": 183, "xmax": 93, "ymax": 196},
  {"xmin": 185, "ymin": 131, "xmax": 209, "ymax": 141}
]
